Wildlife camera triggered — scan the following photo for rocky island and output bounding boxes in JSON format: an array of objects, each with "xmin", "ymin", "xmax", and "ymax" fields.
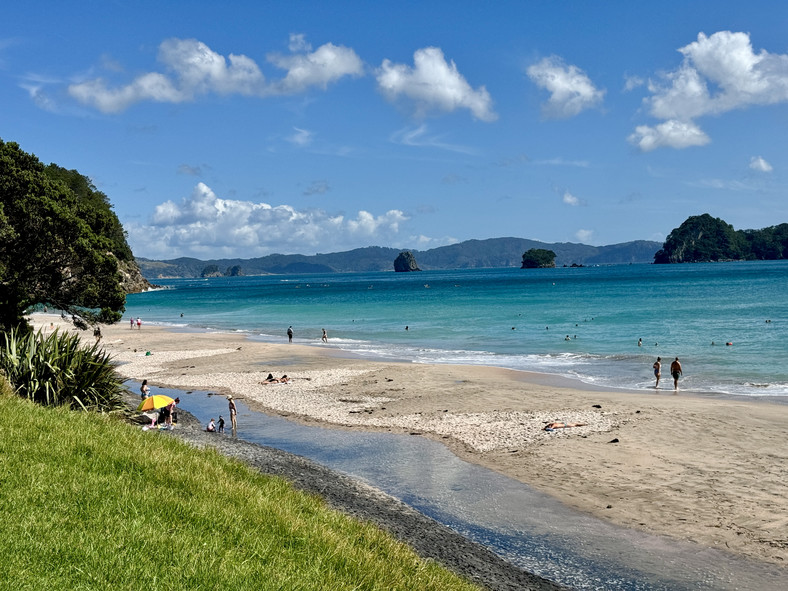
[{"xmin": 394, "ymin": 251, "xmax": 421, "ymax": 272}]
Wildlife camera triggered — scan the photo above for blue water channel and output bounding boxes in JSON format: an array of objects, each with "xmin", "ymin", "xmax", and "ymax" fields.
[{"xmin": 157, "ymin": 385, "xmax": 787, "ymax": 590}]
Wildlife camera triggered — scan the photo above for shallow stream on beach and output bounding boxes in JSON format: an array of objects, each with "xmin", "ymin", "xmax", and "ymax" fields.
[{"xmin": 165, "ymin": 387, "xmax": 787, "ymax": 591}]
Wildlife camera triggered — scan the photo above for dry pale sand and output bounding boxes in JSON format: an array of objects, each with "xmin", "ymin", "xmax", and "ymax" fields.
[{"xmin": 35, "ymin": 315, "xmax": 788, "ymax": 567}]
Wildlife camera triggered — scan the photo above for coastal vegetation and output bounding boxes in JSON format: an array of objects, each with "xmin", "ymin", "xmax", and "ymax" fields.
[
  {"xmin": 520, "ymin": 248, "xmax": 556, "ymax": 268},
  {"xmin": 0, "ymin": 139, "xmax": 131, "ymax": 331},
  {"xmin": 0, "ymin": 391, "xmax": 479, "ymax": 590},
  {"xmin": 655, "ymin": 213, "xmax": 788, "ymax": 263},
  {"xmin": 0, "ymin": 327, "xmax": 125, "ymax": 412}
]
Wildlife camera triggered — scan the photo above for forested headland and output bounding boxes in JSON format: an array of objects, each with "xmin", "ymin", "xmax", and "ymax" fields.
[{"xmin": 654, "ymin": 213, "xmax": 788, "ymax": 263}]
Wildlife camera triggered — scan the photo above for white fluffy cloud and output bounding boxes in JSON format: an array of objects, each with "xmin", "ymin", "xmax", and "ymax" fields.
[
  {"xmin": 376, "ymin": 47, "xmax": 497, "ymax": 121},
  {"xmin": 628, "ymin": 119, "xmax": 710, "ymax": 151},
  {"xmin": 631, "ymin": 31, "xmax": 788, "ymax": 151},
  {"xmin": 68, "ymin": 37, "xmax": 362, "ymax": 113},
  {"xmin": 527, "ymin": 56, "xmax": 605, "ymax": 119},
  {"xmin": 128, "ymin": 182, "xmax": 411, "ymax": 259},
  {"xmin": 267, "ymin": 42, "xmax": 363, "ymax": 93},
  {"xmin": 562, "ymin": 191, "xmax": 580, "ymax": 206},
  {"xmin": 749, "ymin": 156, "xmax": 773, "ymax": 172}
]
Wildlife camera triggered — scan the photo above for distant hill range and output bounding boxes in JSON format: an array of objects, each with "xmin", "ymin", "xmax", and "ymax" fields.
[{"xmin": 136, "ymin": 238, "xmax": 661, "ymax": 279}]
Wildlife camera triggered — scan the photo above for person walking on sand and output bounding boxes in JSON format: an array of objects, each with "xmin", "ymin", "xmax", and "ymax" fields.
[
  {"xmin": 228, "ymin": 395, "xmax": 237, "ymax": 430},
  {"xmin": 670, "ymin": 357, "xmax": 683, "ymax": 390},
  {"xmin": 287, "ymin": 326, "xmax": 293, "ymax": 343},
  {"xmin": 130, "ymin": 317, "xmax": 134, "ymax": 330},
  {"xmin": 136, "ymin": 317, "xmax": 142, "ymax": 330},
  {"xmin": 653, "ymin": 357, "xmax": 662, "ymax": 388},
  {"xmin": 321, "ymin": 328, "xmax": 328, "ymax": 343}
]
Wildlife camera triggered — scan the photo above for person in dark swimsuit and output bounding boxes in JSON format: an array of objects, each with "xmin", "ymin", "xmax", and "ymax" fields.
[
  {"xmin": 653, "ymin": 357, "xmax": 662, "ymax": 388},
  {"xmin": 670, "ymin": 357, "xmax": 683, "ymax": 390}
]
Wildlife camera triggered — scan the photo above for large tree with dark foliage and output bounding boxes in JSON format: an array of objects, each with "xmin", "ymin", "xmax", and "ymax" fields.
[
  {"xmin": 43, "ymin": 163, "xmax": 133, "ymax": 263},
  {"xmin": 0, "ymin": 139, "xmax": 126, "ymax": 331}
]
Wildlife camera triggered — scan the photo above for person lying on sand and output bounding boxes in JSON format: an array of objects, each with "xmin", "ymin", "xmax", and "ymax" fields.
[
  {"xmin": 543, "ymin": 421, "xmax": 588, "ymax": 431},
  {"xmin": 260, "ymin": 373, "xmax": 291, "ymax": 384}
]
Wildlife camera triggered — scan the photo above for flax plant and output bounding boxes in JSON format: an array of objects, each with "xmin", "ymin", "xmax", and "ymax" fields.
[{"xmin": 0, "ymin": 327, "xmax": 125, "ymax": 411}]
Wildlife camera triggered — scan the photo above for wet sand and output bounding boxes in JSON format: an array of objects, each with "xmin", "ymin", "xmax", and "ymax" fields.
[{"xmin": 36, "ymin": 315, "xmax": 788, "ymax": 567}]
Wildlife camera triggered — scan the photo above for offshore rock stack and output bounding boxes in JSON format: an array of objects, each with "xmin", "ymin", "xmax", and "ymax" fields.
[{"xmin": 393, "ymin": 251, "xmax": 421, "ymax": 272}]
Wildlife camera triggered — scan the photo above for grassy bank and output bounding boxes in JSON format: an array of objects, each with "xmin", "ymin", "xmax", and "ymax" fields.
[{"xmin": 0, "ymin": 389, "xmax": 478, "ymax": 590}]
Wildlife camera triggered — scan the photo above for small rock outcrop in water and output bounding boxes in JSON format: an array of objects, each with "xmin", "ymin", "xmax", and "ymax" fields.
[{"xmin": 394, "ymin": 251, "xmax": 421, "ymax": 272}]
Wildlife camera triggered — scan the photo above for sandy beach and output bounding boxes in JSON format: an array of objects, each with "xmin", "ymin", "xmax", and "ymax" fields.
[{"xmin": 36, "ymin": 315, "xmax": 788, "ymax": 567}]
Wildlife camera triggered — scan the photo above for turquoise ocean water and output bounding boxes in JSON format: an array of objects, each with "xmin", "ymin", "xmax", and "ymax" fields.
[{"xmin": 126, "ymin": 260, "xmax": 788, "ymax": 398}]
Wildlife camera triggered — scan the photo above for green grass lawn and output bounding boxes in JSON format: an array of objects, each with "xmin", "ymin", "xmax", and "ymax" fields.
[{"xmin": 0, "ymin": 388, "xmax": 480, "ymax": 590}]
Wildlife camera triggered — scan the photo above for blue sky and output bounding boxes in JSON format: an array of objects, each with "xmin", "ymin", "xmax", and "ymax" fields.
[{"xmin": 3, "ymin": 1, "xmax": 788, "ymax": 260}]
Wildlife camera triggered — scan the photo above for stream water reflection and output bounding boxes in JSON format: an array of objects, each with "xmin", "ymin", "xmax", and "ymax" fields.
[{"xmin": 169, "ymin": 388, "xmax": 786, "ymax": 590}]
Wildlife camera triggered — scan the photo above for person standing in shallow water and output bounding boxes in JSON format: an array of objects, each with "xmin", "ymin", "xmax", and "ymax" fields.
[
  {"xmin": 653, "ymin": 357, "xmax": 661, "ymax": 388},
  {"xmin": 228, "ymin": 395, "xmax": 237, "ymax": 431},
  {"xmin": 287, "ymin": 326, "xmax": 293, "ymax": 343},
  {"xmin": 670, "ymin": 357, "xmax": 683, "ymax": 390},
  {"xmin": 321, "ymin": 328, "xmax": 328, "ymax": 343}
]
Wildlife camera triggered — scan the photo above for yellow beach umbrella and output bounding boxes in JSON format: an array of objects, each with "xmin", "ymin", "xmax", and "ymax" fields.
[{"xmin": 137, "ymin": 394, "xmax": 174, "ymax": 412}]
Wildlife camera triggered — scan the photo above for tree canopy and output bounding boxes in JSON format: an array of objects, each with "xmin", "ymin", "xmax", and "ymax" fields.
[
  {"xmin": 0, "ymin": 139, "xmax": 127, "ymax": 331},
  {"xmin": 43, "ymin": 163, "xmax": 133, "ymax": 262}
]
